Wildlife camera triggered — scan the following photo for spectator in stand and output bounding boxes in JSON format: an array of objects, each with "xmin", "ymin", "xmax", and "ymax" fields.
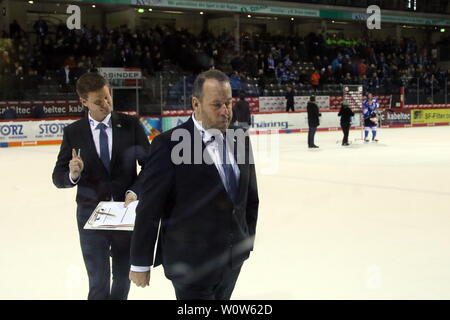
[
  {"xmin": 284, "ymin": 54, "xmax": 293, "ymax": 68},
  {"xmin": 311, "ymin": 70, "xmax": 321, "ymax": 91},
  {"xmin": 257, "ymin": 69, "xmax": 266, "ymax": 96},
  {"xmin": 323, "ymin": 65, "xmax": 335, "ymax": 84},
  {"xmin": 140, "ymin": 51, "xmax": 154, "ymax": 75},
  {"xmin": 64, "ymin": 55, "xmax": 77, "ymax": 69},
  {"xmin": 275, "ymin": 62, "xmax": 289, "ymax": 84},
  {"xmin": 0, "ymin": 25, "xmax": 445, "ymax": 101},
  {"xmin": 57, "ymin": 64, "xmax": 76, "ymax": 90},
  {"xmin": 9, "ymin": 20, "xmax": 22, "ymax": 39},
  {"xmin": 425, "ymin": 73, "xmax": 439, "ymax": 98},
  {"xmin": 266, "ymin": 53, "xmax": 275, "ymax": 77},
  {"xmin": 313, "ymin": 55, "xmax": 323, "ymax": 71},
  {"xmin": 32, "ymin": 104, "xmax": 46, "ymax": 119},
  {"xmin": 2, "ymin": 106, "xmax": 17, "ymax": 120},
  {"xmin": 229, "ymin": 71, "xmax": 242, "ymax": 97},
  {"xmin": 342, "ymin": 73, "xmax": 353, "ymax": 85},
  {"xmin": 369, "ymin": 72, "xmax": 381, "ymax": 93},
  {"xmin": 33, "ymin": 17, "xmax": 48, "ymax": 42},
  {"xmin": 230, "ymin": 52, "xmax": 242, "ymax": 72},
  {"xmin": 360, "ymin": 74, "xmax": 369, "ymax": 92},
  {"xmin": 332, "ymin": 55, "xmax": 342, "ymax": 71},
  {"xmin": 357, "ymin": 59, "xmax": 367, "ymax": 77}
]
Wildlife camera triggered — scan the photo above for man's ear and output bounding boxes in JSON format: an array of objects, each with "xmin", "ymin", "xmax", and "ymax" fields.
[
  {"xmin": 192, "ymin": 97, "xmax": 200, "ymax": 110},
  {"xmin": 80, "ymin": 97, "xmax": 87, "ymax": 108}
]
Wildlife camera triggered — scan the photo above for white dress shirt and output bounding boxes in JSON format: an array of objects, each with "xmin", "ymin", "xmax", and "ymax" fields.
[
  {"xmin": 130, "ymin": 114, "xmax": 240, "ymax": 273},
  {"xmin": 64, "ymin": 68, "xmax": 70, "ymax": 84},
  {"xmin": 69, "ymin": 113, "xmax": 112, "ymax": 185},
  {"xmin": 69, "ymin": 113, "xmax": 136, "ymax": 199},
  {"xmin": 192, "ymin": 114, "xmax": 240, "ymax": 185}
]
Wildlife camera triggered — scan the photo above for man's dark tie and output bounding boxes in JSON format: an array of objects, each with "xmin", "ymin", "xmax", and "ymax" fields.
[
  {"xmin": 96, "ymin": 122, "xmax": 110, "ymax": 172},
  {"xmin": 221, "ymin": 136, "xmax": 238, "ymax": 204}
]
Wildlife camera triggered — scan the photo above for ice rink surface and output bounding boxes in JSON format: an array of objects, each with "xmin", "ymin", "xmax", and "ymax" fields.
[{"xmin": 1, "ymin": 126, "xmax": 450, "ymax": 300}]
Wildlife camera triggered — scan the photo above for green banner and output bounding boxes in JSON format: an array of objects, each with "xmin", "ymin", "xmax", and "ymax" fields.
[
  {"xmin": 76, "ymin": 0, "xmax": 318, "ymax": 17},
  {"xmin": 77, "ymin": 0, "xmax": 450, "ymax": 26},
  {"xmin": 382, "ymin": 15, "xmax": 450, "ymax": 26},
  {"xmin": 75, "ymin": 0, "xmax": 130, "ymax": 4}
]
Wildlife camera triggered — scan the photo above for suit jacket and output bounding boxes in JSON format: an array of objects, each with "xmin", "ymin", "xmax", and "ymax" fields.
[
  {"xmin": 130, "ymin": 117, "xmax": 259, "ymax": 285},
  {"xmin": 52, "ymin": 112, "xmax": 150, "ymax": 229},
  {"xmin": 285, "ymin": 90, "xmax": 295, "ymax": 108},
  {"xmin": 338, "ymin": 106, "xmax": 355, "ymax": 125},
  {"xmin": 307, "ymin": 101, "xmax": 320, "ymax": 127}
]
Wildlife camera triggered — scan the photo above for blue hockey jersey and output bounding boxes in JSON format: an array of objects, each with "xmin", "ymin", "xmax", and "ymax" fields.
[{"xmin": 363, "ymin": 97, "xmax": 379, "ymax": 119}]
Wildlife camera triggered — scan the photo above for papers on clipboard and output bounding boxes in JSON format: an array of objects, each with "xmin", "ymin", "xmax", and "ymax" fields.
[{"xmin": 84, "ymin": 201, "xmax": 138, "ymax": 231}]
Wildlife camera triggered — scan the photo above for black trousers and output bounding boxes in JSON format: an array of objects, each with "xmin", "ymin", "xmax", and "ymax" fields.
[
  {"xmin": 308, "ymin": 126, "xmax": 317, "ymax": 147},
  {"xmin": 78, "ymin": 226, "xmax": 132, "ymax": 300},
  {"xmin": 286, "ymin": 104, "xmax": 294, "ymax": 112},
  {"xmin": 341, "ymin": 123, "xmax": 350, "ymax": 144},
  {"xmin": 172, "ymin": 263, "xmax": 243, "ymax": 300}
]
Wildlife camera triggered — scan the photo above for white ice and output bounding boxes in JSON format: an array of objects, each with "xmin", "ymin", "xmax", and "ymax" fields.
[{"xmin": 1, "ymin": 126, "xmax": 450, "ymax": 300}]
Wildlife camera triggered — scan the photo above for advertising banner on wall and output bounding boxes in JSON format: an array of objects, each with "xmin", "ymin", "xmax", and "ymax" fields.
[
  {"xmin": 411, "ymin": 109, "xmax": 450, "ymax": 124},
  {"xmin": 330, "ymin": 95, "xmax": 392, "ymax": 109},
  {"xmin": 249, "ymin": 111, "xmax": 361, "ymax": 132},
  {"xmin": 259, "ymin": 96, "xmax": 285, "ymax": 112},
  {"xmin": 139, "ymin": 117, "xmax": 162, "ymax": 140},
  {"xmin": 0, "ymin": 119, "xmax": 76, "ymax": 144},
  {"xmin": 157, "ymin": 112, "xmax": 363, "ymax": 133},
  {"xmin": 250, "ymin": 112, "xmax": 305, "ymax": 131},
  {"xmin": 232, "ymin": 97, "xmax": 259, "ymax": 113},
  {"xmin": 98, "ymin": 67, "xmax": 143, "ymax": 88},
  {"xmin": 380, "ymin": 109, "xmax": 411, "ymax": 125},
  {"xmin": 161, "ymin": 116, "xmax": 190, "ymax": 132},
  {"xmin": 0, "ymin": 100, "xmax": 84, "ymax": 118},
  {"xmin": 259, "ymin": 96, "xmax": 330, "ymax": 112}
]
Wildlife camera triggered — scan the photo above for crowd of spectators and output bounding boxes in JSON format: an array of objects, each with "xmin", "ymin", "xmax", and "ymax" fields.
[{"xmin": 1, "ymin": 18, "xmax": 450, "ymax": 104}]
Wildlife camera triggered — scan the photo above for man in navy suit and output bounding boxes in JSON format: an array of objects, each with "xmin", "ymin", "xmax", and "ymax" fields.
[
  {"xmin": 129, "ymin": 69, "xmax": 259, "ymax": 300},
  {"xmin": 52, "ymin": 72, "xmax": 150, "ymax": 299}
]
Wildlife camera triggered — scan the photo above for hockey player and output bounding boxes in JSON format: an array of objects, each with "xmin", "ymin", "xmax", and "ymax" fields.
[{"xmin": 362, "ymin": 92, "xmax": 379, "ymax": 142}]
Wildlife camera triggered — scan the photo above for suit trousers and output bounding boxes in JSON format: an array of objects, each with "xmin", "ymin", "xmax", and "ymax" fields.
[
  {"xmin": 79, "ymin": 228, "xmax": 132, "ymax": 300},
  {"xmin": 172, "ymin": 263, "xmax": 243, "ymax": 300},
  {"xmin": 308, "ymin": 126, "xmax": 317, "ymax": 147},
  {"xmin": 341, "ymin": 123, "xmax": 350, "ymax": 144}
]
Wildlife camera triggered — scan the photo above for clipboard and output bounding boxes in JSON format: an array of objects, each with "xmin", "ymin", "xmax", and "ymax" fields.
[{"xmin": 83, "ymin": 201, "xmax": 138, "ymax": 231}]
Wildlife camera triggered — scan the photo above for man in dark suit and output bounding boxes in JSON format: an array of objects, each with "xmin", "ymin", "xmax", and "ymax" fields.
[
  {"xmin": 338, "ymin": 102, "xmax": 355, "ymax": 146},
  {"xmin": 231, "ymin": 92, "xmax": 251, "ymax": 130},
  {"xmin": 129, "ymin": 69, "xmax": 259, "ymax": 300},
  {"xmin": 52, "ymin": 72, "xmax": 150, "ymax": 300},
  {"xmin": 307, "ymin": 95, "xmax": 321, "ymax": 148},
  {"xmin": 285, "ymin": 86, "xmax": 295, "ymax": 112}
]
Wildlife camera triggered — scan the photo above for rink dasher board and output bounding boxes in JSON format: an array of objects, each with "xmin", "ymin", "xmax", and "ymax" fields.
[
  {"xmin": 1, "ymin": 123, "xmax": 449, "ymax": 148},
  {"xmin": 248, "ymin": 122, "xmax": 450, "ymax": 135}
]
